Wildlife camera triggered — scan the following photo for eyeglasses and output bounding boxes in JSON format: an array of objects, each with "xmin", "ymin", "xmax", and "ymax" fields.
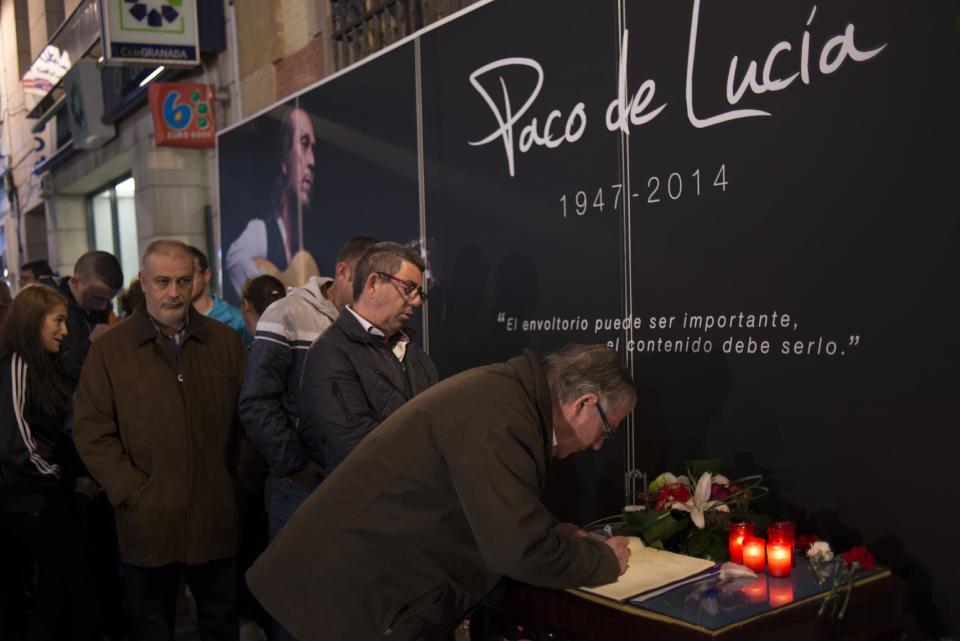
[
  {"xmin": 376, "ymin": 272, "xmax": 427, "ymax": 301},
  {"xmin": 595, "ymin": 402, "xmax": 614, "ymax": 440}
]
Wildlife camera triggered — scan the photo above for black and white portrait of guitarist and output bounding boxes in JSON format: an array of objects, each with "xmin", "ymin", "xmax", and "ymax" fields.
[{"xmin": 226, "ymin": 105, "xmax": 321, "ymax": 298}]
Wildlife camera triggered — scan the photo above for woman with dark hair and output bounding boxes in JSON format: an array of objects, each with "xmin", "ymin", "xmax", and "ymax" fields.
[
  {"xmin": 0, "ymin": 284, "xmax": 98, "ymax": 640},
  {"xmin": 241, "ymin": 274, "xmax": 287, "ymax": 339}
]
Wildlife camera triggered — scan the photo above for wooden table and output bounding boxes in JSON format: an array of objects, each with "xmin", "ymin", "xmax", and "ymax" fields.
[{"xmin": 485, "ymin": 569, "xmax": 920, "ymax": 641}]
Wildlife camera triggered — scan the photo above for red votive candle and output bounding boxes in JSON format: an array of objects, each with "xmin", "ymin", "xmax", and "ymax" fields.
[
  {"xmin": 768, "ymin": 577, "xmax": 795, "ymax": 607},
  {"xmin": 767, "ymin": 521, "xmax": 796, "ymax": 545},
  {"xmin": 742, "ymin": 536, "xmax": 766, "ymax": 572},
  {"xmin": 728, "ymin": 521, "xmax": 753, "ymax": 564},
  {"xmin": 768, "ymin": 521, "xmax": 796, "ymax": 566},
  {"xmin": 766, "ymin": 541, "xmax": 793, "ymax": 577}
]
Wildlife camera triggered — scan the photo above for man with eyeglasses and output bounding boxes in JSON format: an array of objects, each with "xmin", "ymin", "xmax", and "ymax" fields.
[
  {"xmin": 298, "ymin": 241, "xmax": 438, "ymax": 478},
  {"xmin": 248, "ymin": 343, "xmax": 635, "ymax": 641}
]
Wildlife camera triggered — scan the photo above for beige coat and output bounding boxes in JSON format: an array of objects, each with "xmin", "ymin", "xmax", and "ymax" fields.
[{"xmin": 73, "ymin": 306, "xmax": 247, "ymax": 567}]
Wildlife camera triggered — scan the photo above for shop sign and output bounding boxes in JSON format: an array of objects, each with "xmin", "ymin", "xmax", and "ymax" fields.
[
  {"xmin": 149, "ymin": 83, "xmax": 215, "ymax": 147},
  {"xmin": 21, "ymin": 0, "xmax": 101, "ymax": 117},
  {"xmin": 101, "ymin": 0, "xmax": 200, "ymax": 67},
  {"xmin": 22, "ymin": 45, "xmax": 72, "ymax": 97}
]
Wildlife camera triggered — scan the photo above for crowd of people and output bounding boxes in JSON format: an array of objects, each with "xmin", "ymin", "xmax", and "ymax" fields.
[{"xmin": 1, "ymin": 238, "xmax": 634, "ymax": 641}]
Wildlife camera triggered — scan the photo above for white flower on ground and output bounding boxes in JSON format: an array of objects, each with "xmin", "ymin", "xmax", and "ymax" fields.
[
  {"xmin": 807, "ymin": 541, "xmax": 834, "ymax": 561},
  {"xmin": 670, "ymin": 472, "xmax": 730, "ymax": 528}
]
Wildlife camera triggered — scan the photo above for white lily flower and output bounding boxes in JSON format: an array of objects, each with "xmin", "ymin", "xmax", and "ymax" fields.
[
  {"xmin": 713, "ymin": 473, "xmax": 731, "ymax": 486},
  {"xmin": 670, "ymin": 472, "xmax": 730, "ymax": 528},
  {"xmin": 719, "ymin": 562, "xmax": 757, "ymax": 580}
]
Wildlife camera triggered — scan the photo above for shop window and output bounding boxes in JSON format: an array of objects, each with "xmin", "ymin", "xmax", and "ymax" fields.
[{"xmin": 88, "ymin": 176, "xmax": 139, "ymax": 292}]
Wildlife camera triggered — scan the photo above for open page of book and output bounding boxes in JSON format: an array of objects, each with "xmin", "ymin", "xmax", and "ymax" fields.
[
  {"xmin": 626, "ymin": 566, "xmax": 720, "ymax": 604},
  {"xmin": 579, "ymin": 537, "xmax": 717, "ymax": 601}
]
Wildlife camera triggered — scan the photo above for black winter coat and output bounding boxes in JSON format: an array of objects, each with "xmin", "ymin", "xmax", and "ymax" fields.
[{"xmin": 299, "ymin": 309, "xmax": 438, "ymax": 476}]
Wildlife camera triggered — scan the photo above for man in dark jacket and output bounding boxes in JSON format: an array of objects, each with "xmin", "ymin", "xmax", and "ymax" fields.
[
  {"xmin": 299, "ymin": 241, "xmax": 438, "ymax": 477},
  {"xmin": 239, "ymin": 237, "xmax": 377, "ymax": 533},
  {"xmin": 43, "ymin": 251, "xmax": 123, "ymax": 384},
  {"xmin": 40, "ymin": 250, "xmax": 126, "ymax": 638},
  {"xmin": 247, "ymin": 344, "xmax": 634, "ymax": 641},
  {"xmin": 240, "ymin": 236, "xmax": 376, "ymax": 641},
  {"xmin": 74, "ymin": 240, "xmax": 248, "ymax": 641}
]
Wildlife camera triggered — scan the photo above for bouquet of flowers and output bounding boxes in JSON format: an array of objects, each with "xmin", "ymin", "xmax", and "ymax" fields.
[
  {"xmin": 800, "ymin": 537, "xmax": 877, "ymax": 620},
  {"xmin": 589, "ymin": 460, "xmax": 768, "ymax": 561}
]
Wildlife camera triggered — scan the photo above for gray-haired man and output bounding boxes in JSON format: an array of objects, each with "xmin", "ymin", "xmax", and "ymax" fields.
[
  {"xmin": 248, "ymin": 343, "xmax": 635, "ymax": 641},
  {"xmin": 74, "ymin": 240, "xmax": 247, "ymax": 641}
]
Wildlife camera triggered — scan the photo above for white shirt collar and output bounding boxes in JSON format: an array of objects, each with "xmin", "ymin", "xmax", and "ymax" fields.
[{"xmin": 345, "ymin": 305, "xmax": 410, "ymax": 361}]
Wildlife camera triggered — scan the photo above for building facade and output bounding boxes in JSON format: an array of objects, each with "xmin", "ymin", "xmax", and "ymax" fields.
[{"xmin": 0, "ymin": 0, "xmax": 476, "ymax": 291}]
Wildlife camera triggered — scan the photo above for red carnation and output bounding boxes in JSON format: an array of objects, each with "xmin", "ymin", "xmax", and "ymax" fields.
[
  {"xmin": 796, "ymin": 534, "xmax": 820, "ymax": 552},
  {"xmin": 655, "ymin": 483, "xmax": 691, "ymax": 511},
  {"xmin": 841, "ymin": 546, "xmax": 876, "ymax": 570}
]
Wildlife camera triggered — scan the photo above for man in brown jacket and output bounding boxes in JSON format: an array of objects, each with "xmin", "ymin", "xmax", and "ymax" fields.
[
  {"xmin": 247, "ymin": 344, "xmax": 635, "ymax": 641},
  {"xmin": 74, "ymin": 240, "xmax": 247, "ymax": 641}
]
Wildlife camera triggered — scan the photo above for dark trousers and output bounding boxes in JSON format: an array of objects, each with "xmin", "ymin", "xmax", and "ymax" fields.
[
  {"xmin": 236, "ymin": 486, "xmax": 270, "ymax": 632},
  {"xmin": 264, "ymin": 475, "xmax": 319, "ymax": 641},
  {"xmin": 0, "ymin": 495, "xmax": 99, "ymax": 641},
  {"xmin": 81, "ymin": 493, "xmax": 130, "ymax": 640},
  {"xmin": 124, "ymin": 557, "xmax": 238, "ymax": 641},
  {"xmin": 1, "ymin": 510, "xmax": 36, "ymax": 640}
]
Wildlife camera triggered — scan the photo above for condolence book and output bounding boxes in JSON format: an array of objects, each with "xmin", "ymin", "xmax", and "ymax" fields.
[{"xmin": 579, "ymin": 537, "xmax": 718, "ymax": 602}]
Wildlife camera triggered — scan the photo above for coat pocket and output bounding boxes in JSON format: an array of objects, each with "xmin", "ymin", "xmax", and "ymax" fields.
[
  {"xmin": 383, "ymin": 583, "xmax": 450, "ymax": 636},
  {"xmin": 120, "ymin": 474, "xmax": 153, "ymax": 510}
]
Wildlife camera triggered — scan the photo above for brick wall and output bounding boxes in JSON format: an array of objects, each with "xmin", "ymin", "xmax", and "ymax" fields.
[
  {"xmin": 275, "ymin": 37, "xmax": 326, "ymax": 100},
  {"xmin": 238, "ymin": 0, "xmax": 480, "ymax": 112}
]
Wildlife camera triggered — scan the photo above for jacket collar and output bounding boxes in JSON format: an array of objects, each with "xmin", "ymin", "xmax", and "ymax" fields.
[
  {"xmin": 130, "ymin": 304, "xmax": 210, "ymax": 346},
  {"xmin": 337, "ymin": 306, "xmax": 417, "ymax": 345},
  {"xmin": 56, "ymin": 275, "xmax": 80, "ymax": 310}
]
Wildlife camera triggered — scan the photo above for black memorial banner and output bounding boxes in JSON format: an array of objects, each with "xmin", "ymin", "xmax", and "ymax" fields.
[{"xmin": 218, "ymin": 1, "xmax": 959, "ymax": 632}]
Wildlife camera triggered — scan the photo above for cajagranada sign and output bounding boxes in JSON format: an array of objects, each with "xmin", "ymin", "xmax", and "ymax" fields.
[{"xmin": 100, "ymin": 0, "xmax": 200, "ymax": 67}]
